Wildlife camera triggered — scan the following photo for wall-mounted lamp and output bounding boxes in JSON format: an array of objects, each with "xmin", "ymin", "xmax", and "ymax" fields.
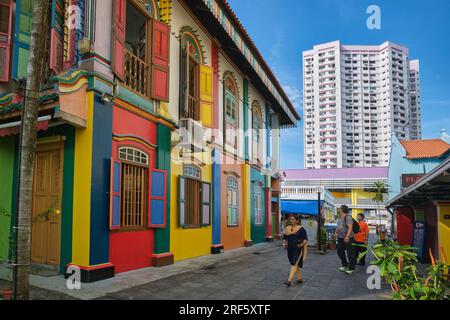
[
  {"xmin": 100, "ymin": 92, "xmax": 114, "ymax": 104},
  {"xmin": 77, "ymin": 38, "xmax": 92, "ymax": 55}
]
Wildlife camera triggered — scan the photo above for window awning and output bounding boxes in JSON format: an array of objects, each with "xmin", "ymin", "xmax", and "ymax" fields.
[
  {"xmin": 0, "ymin": 116, "xmax": 50, "ymax": 137},
  {"xmin": 281, "ymin": 200, "xmax": 322, "ymax": 216}
]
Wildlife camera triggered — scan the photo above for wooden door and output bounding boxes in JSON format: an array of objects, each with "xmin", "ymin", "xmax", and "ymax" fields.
[{"xmin": 31, "ymin": 143, "xmax": 63, "ymax": 265}]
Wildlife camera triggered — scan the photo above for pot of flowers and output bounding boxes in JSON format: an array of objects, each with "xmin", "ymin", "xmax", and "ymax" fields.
[
  {"xmin": 327, "ymin": 242, "xmax": 337, "ymax": 250},
  {"xmin": 2, "ymin": 289, "xmax": 13, "ymax": 300}
]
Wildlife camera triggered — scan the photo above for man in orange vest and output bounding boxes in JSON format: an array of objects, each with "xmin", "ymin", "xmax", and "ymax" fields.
[{"xmin": 355, "ymin": 213, "xmax": 369, "ymax": 266}]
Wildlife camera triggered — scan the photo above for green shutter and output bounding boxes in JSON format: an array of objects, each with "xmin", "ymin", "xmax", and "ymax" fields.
[
  {"xmin": 201, "ymin": 182, "xmax": 211, "ymax": 226},
  {"xmin": 178, "ymin": 176, "xmax": 186, "ymax": 227},
  {"xmin": 12, "ymin": 0, "xmax": 34, "ymax": 80}
]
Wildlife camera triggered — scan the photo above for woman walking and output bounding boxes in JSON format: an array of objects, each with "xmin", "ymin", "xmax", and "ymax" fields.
[{"xmin": 282, "ymin": 214, "xmax": 308, "ymax": 286}]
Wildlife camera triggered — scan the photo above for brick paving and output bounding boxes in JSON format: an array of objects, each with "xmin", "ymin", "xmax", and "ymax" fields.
[
  {"xmin": 0, "ymin": 279, "xmax": 77, "ymax": 300},
  {"xmin": 1, "ymin": 238, "xmax": 392, "ymax": 300},
  {"xmin": 97, "ymin": 241, "xmax": 392, "ymax": 301}
]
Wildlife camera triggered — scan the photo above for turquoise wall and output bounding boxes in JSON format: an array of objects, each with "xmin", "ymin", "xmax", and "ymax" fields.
[
  {"xmin": 0, "ymin": 137, "xmax": 15, "ymax": 261},
  {"xmin": 250, "ymin": 167, "xmax": 267, "ymax": 244}
]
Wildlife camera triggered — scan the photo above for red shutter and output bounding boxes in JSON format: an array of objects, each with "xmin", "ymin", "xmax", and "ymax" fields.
[
  {"xmin": 0, "ymin": 0, "xmax": 13, "ymax": 82},
  {"xmin": 112, "ymin": 0, "xmax": 126, "ymax": 81},
  {"xmin": 49, "ymin": 0, "xmax": 64, "ymax": 74},
  {"xmin": 50, "ymin": 30, "xmax": 63, "ymax": 73},
  {"xmin": 151, "ymin": 20, "xmax": 170, "ymax": 102},
  {"xmin": 63, "ymin": 0, "xmax": 77, "ymax": 70}
]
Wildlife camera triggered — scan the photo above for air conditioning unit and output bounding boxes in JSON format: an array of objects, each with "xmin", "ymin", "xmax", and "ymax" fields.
[{"xmin": 179, "ymin": 118, "xmax": 206, "ymax": 152}]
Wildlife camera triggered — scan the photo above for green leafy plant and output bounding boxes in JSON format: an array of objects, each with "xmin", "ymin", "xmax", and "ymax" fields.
[
  {"xmin": 31, "ymin": 207, "xmax": 61, "ymax": 224},
  {"xmin": 0, "ymin": 208, "xmax": 11, "ymax": 217},
  {"xmin": 358, "ymin": 240, "xmax": 449, "ymax": 300},
  {"xmin": 371, "ymin": 181, "xmax": 388, "ymax": 230}
]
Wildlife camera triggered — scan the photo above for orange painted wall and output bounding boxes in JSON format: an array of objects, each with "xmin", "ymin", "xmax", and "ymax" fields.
[{"xmin": 220, "ymin": 158, "xmax": 245, "ymax": 250}]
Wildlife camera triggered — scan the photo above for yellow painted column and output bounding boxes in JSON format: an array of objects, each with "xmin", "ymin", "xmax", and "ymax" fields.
[
  {"xmin": 351, "ymin": 189, "xmax": 358, "ymax": 218},
  {"xmin": 437, "ymin": 203, "xmax": 450, "ymax": 262},
  {"xmin": 71, "ymin": 91, "xmax": 94, "ymax": 267}
]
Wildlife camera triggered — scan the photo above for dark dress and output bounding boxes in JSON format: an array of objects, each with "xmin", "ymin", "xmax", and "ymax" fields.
[{"xmin": 283, "ymin": 227, "xmax": 308, "ymax": 268}]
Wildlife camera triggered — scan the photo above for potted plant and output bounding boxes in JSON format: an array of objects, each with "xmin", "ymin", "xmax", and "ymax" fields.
[
  {"xmin": 327, "ymin": 239, "xmax": 337, "ymax": 250},
  {"xmin": 361, "ymin": 240, "xmax": 449, "ymax": 300},
  {"xmin": 316, "ymin": 229, "xmax": 328, "ymax": 253},
  {"xmin": 2, "ymin": 287, "xmax": 13, "ymax": 300}
]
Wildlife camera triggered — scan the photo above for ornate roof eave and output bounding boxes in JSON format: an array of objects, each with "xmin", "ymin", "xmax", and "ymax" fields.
[{"xmin": 183, "ymin": 0, "xmax": 300, "ymax": 127}]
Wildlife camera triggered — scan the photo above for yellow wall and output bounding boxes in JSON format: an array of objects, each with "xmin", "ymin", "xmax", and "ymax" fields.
[
  {"xmin": 353, "ymin": 189, "xmax": 376, "ymax": 217},
  {"xmin": 437, "ymin": 203, "xmax": 450, "ymax": 262},
  {"xmin": 71, "ymin": 91, "xmax": 94, "ymax": 266},
  {"xmin": 332, "ymin": 189, "xmax": 379, "ymax": 218},
  {"xmin": 332, "ymin": 192, "xmax": 351, "ymax": 199},
  {"xmin": 170, "ymin": 150, "xmax": 212, "ymax": 262}
]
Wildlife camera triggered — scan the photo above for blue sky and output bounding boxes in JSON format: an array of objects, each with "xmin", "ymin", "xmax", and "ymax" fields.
[{"xmin": 227, "ymin": 0, "xmax": 450, "ymax": 169}]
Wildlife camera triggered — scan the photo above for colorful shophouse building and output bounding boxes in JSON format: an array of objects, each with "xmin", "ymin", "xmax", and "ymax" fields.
[
  {"xmin": 0, "ymin": 0, "xmax": 299, "ymax": 282},
  {"xmin": 167, "ymin": 0, "xmax": 299, "ymax": 261},
  {"xmin": 387, "ymin": 158, "xmax": 450, "ymax": 263}
]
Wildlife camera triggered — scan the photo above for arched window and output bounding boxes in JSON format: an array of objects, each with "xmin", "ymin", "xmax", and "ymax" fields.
[
  {"xmin": 254, "ymin": 183, "xmax": 263, "ymax": 225},
  {"xmin": 180, "ymin": 32, "xmax": 202, "ymax": 120},
  {"xmin": 123, "ymin": 0, "xmax": 155, "ymax": 96},
  {"xmin": 224, "ymin": 76, "xmax": 238, "ymax": 126},
  {"xmin": 224, "ymin": 75, "xmax": 238, "ymax": 149},
  {"xmin": 226, "ymin": 177, "xmax": 239, "ymax": 226},
  {"xmin": 184, "ymin": 164, "xmax": 201, "ymax": 180},
  {"xmin": 118, "ymin": 147, "xmax": 149, "ymax": 228},
  {"xmin": 119, "ymin": 147, "xmax": 149, "ymax": 165},
  {"xmin": 252, "ymin": 102, "xmax": 263, "ymax": 163}
]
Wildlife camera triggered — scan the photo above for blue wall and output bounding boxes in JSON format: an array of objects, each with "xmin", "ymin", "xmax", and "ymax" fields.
[
  {"xmin": 89, "ymin": 93, "xmax": 113, "ymax": 265},
  {"xmin": 388, "ymin": 134, "xmax": 450, "ymax": 200}
]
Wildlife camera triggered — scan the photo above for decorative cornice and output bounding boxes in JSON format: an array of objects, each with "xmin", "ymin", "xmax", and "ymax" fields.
[
  {"xmin": 114, "ymin": 97, "xmax": 177, "ymax": 130},
  {"xmin": 223, "ymin": 170, "xmax": 240, "ymax": 179},
  {"xmin": 113, "ymin": 134, "xmax": 157, "ymax": 150}
]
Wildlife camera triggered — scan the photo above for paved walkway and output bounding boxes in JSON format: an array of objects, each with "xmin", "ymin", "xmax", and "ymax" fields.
[
  {"xmin": 97, "ymin": 242, "xmax": 391, "ymax": 300},
  {"xmin": 0, "ymin": 242, "xmax": 274, "ymax": 300},
  {"xmin": 1, "ymin": 240, "xmax": 392, "ymax": 300}
]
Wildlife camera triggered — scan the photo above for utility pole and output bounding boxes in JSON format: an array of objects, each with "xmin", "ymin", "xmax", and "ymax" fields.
[
  {"xmin": 317, "ymin": 190, "xmax": 321, "ymax": 251},
  {"xmin": 13, "ymin": 0, "xmax": 50, "ymax": 300}
]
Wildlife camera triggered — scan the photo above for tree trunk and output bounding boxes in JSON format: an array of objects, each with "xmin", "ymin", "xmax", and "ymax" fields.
[{"xmin": 13, "ymin": 0, "xmax": 50, "ymax": 300}]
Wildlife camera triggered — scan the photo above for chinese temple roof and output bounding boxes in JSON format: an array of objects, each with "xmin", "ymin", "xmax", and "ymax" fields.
[{"xmin": 400, "ymin": 139, "xmax": 450, "ymax": 160}]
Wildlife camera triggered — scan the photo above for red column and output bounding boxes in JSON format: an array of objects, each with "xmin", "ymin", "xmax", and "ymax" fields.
[{"xmin": 266, "ymin": 187, "xmax": 273, "ymax": 241}]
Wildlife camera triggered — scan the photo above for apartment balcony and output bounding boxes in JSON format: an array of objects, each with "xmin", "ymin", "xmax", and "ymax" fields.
[{"xmin": 125, "ymin": 50, "xmax": 150, "ymax": 97}]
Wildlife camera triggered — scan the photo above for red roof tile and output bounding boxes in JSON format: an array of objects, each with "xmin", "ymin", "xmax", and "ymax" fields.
[{"xmin": 400, "ymin": 139, "xmax": 450, "ymax": 159}]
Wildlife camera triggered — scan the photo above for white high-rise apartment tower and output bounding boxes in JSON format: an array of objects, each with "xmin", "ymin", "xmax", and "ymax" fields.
[
  {"xmin": 303, "ymin": 41, "xmax": 421, "ymax": 169},
  {"xmin": 409, "ymin": 60, "xmax": 422, "ymax": 140}
]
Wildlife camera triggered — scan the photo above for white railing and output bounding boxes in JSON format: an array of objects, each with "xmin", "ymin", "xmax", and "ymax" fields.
[{"xmin": 281, "ymin": 186, "xmax": 335, "ymax": 204}]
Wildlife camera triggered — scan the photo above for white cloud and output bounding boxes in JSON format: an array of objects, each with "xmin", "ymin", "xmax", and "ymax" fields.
[{"xmin": 282, "ymin": 84, "xmax": 303, "ymax": 113}]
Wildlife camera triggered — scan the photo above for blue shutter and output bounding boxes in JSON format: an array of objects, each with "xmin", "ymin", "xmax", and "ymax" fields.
[
  {"xmin": 109, "ymin": 159, "xmax": 121, "ymax": 230},
  {"xmin": 149, "ymin": 169, "xmax": 167, "ymax": 228},
  {"xmin": 201, "ymin": 182, "xmax": 211, "ymax": 226},
  {"xmin": 12, "ymin": 0, "xmax": 33, "ymax": 80}
]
